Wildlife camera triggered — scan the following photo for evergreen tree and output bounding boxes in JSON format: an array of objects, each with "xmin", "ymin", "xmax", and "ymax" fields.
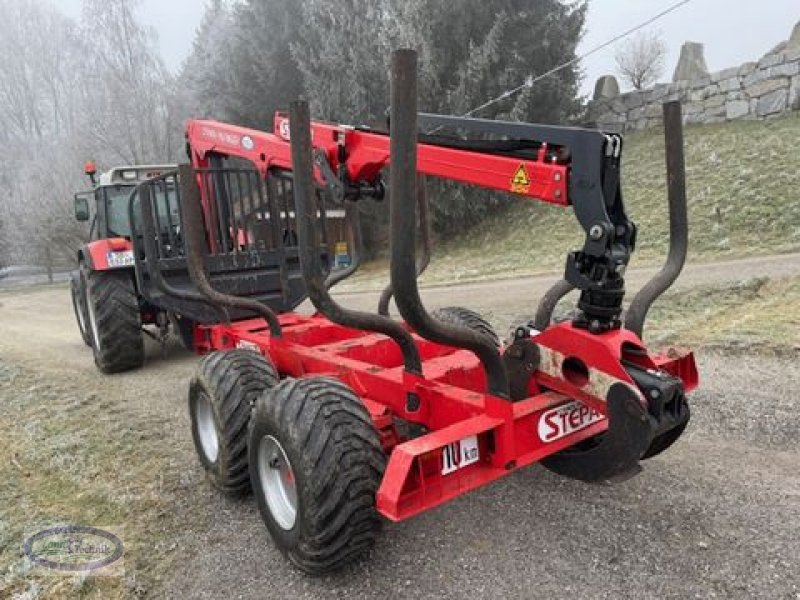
[
  {"xmin": 179, "ymin": 0, "xmax": 239, "ymax": 121},
  {"xmin": 182, "ymin": 0, "xmax": 587, "ymax": 237},
  {"xmin": 180, "ymin": 0, "xmax": 304, "ymax": 130},
  {"xmin": 383, "ymin": 0, "xmax": 588, "ymax": 232},
  {"xmin": 291, "ymin": 0, "xmax": 391, "ymax": 123},
  {"xmin": 232, "ymin": 0, "xmax": 305, "ymax": 127}
]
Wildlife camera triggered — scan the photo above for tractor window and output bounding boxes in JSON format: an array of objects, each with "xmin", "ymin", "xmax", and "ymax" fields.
[
  {"xmin": 104, "ymin": 184, "xmax": 179, "ymax": 238},
  {"xmin": 103, "ymin": 185, "xmax": 135, "ymax": 237}
]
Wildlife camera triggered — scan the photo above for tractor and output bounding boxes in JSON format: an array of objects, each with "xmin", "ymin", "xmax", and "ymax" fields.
[
  {"xmin": 69, "ymin": 162, "xmax": 179, "ymax": 372},
  {"xmin": 127, "ymin": 49, "xmax": 697, "ymax": 573}
]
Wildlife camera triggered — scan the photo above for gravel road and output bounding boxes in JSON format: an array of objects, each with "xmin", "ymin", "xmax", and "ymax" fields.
[
  {"xmin": 1, "ymin": 254, "xmax": 798, "ymax": 599},
  {"xmin": 337, "ymin": 253, "xmax": 800, "ymax": 328}
]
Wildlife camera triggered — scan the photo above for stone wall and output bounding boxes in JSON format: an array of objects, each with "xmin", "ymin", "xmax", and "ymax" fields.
[{"xmin": 588, "ymin": 22, "xmax": 800, "ymax": 132}]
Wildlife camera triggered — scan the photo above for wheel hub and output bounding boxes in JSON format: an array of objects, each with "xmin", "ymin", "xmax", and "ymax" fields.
[
  {"xmin": 258, "ymin": 435, "xmax": 297, "ymax": 530},
  {"xmin": 195, "ymin": 392, "xmax": 219, "ymax": 464}
]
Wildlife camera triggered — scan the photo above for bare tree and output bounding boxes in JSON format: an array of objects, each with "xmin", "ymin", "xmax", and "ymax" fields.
[
  {"xmin": 0, "ymin": 0, "xmax": 178, "ymax": 269},
  {"xmin": 614, "ymin": 31, "xmax": 666, "ymax": 91},
  {"xmin": 81, "ymin": 0, "xmax": 177, "ymax": 164}
]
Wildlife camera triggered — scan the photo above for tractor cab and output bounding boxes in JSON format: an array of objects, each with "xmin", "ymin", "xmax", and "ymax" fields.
[{"xmin": 74, "ymin": 162, "xmax": 178, "ymax": 243}]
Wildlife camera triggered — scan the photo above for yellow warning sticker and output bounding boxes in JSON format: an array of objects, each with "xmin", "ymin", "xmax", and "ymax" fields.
[{"xmin": 510, "ymin": 163, "xmax": 530, "ymax": 194}]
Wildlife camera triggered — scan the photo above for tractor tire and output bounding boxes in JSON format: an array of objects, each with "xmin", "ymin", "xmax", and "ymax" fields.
[
  {"xmin": 70, "ymin": 273, "xmax": 91, "ymax": 346},
  {"xmin": 189, "ymin": 349, "xmax": 279, "ymax": 494},
  {"xmin": 249, "ymin": 377, "xmax": 385, "ymax": 574},
  {"xmin": 85, "ymin": 269, "xmax": 145, "ymax": 373},
  {"xmin": 431, "ymin": 306, "xmax": 500, "ymax": 348}
]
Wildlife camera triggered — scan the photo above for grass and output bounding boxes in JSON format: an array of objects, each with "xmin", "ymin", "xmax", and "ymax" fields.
[
  {"xmin": 340, "ymin": 112, "xmax": 800, "ymax": 291},
  {"xmin": 0, "ymin": 365, "xmax": 185, "ymax": 599},
  {"xmin": 547, "ymin": 276, "xmax": 800, "ymax": 356},
  {"xmin": 643, "ymin": 276, "xmax": 800, "ymax": 355}
]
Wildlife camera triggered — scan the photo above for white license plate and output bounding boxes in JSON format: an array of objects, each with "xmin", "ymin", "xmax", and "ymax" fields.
[
  {"xmin": 106, "ymin": 250, "xmax": 134, "ymax": 267},
  {"xmin": 538, "ymin": 400, "xmax": 604, "ymax": 443},
  {"xmin": 441, "ymin": 435, "xmax": 480, "ymax": 475}
]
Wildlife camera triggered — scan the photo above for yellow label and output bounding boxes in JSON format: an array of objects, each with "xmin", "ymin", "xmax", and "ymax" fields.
[
  {"xmin": 334, "ymin": 241, "xmax": 348, "ymax": 255},
  {"xmin": 510, "ymin": 164, "xmax": 531, "ymax": 194}
]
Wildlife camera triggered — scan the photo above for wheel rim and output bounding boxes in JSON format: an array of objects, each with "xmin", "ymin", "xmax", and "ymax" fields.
[
  {"xmin": 85, "ymin": 283, "xmax": 101, "ymax": 350},
  {"xmin": 257, "ymin": 435, "xmax": 297, "ymax": 530},
  {"xmin": 195, "ymin": 392, "xmax": 219, "ymax": 464},
  {"xmin": 76, "ymin": 299, "xmax": 88, "ymax": 337},
  {"xmin": 72, "ymin": 283, "xmax": 88, "ymax": 337}
]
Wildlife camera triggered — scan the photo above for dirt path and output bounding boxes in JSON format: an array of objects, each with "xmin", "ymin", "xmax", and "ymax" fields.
[
  {"xmin": 336, "ymin": 252, "xmax": 800, "ymax": 319},
  {"xmin": 1, "ymin": 254, "xmax": 798, "ymax": 599},
  {"xmin": 1, "ymin": 253, "xmax": 796, "ymax": 369}
]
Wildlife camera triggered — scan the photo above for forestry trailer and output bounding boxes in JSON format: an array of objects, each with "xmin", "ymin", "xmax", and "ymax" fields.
[
  {"xmin": 69, "ymin": 163, "xmax": 180, "ymax": 372},
  {"xmin": 124, "ymin": 49, "xmax": 696, "ymax": 573}
]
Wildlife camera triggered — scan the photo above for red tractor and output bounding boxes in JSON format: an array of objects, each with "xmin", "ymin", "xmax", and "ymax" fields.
[
  {"xmin": 128, "ymin": 50, "xmax": 697, "ymax": 573},
  {"xmin": 70, "ymin": 163, "xmax": 184, "ymax": 372}
]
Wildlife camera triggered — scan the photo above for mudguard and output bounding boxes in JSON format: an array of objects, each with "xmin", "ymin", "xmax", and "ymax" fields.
[{"xmin": 78, "ymin": 238, "xmax": 134, "ymax": 271}]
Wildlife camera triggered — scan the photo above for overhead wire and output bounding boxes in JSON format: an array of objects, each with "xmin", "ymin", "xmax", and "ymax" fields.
[{"xmin": 460, "ymin": 0, "xmax": 694, "ymax": 119}]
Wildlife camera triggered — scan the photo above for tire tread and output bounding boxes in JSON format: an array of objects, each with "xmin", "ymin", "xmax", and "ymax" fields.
[
  {"xmin": 250, "ymin": 376, "xmax": 385, "ymax": 573},
  {"xmin": 431, "ymin": 306, "xmax": 500, "ymax": 348},
  {"xmin": 190, "ymin": 349, "xmax": 279, "ymax": 493},
  {"xmin": 87, "ymin": 270, "xmax": 144, "ymax": 373}
]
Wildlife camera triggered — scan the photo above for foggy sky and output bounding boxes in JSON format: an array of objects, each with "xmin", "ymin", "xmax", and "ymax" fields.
[{"xmin": 57, "ymin": 0, "xmax": 799, "ymax": 96}]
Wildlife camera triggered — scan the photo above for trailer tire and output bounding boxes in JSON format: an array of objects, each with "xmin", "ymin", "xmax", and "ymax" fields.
[
  {"xmin": 189, "ymin": 349, "xmax": 279, "ymax": 494},
  {"xmin": 85, "ymin": 269, "xmax": 145, "ymax": 373},
  {"xmin": 249, "ymin": 377, "xmax": 385, "ymax": 574},
  {"xmin": 70, "ymin": 273, "xmax": 91, "ymax": 346},
  {"xmin": 431, "ymin": 306, "xmax": 500, "ymax": 348}
]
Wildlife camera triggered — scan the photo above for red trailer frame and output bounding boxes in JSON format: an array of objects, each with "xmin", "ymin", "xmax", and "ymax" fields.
[
  {"xmin": 179, "ymin": 127, "xmax": 698, "ymax": 521},
  {"xmin": 194, "ymin": 313, "xmax": 696, "ymax": 521},
  {"xmin": 164, "ymin": 51, "xmax": 698, "ymax": 526}
]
